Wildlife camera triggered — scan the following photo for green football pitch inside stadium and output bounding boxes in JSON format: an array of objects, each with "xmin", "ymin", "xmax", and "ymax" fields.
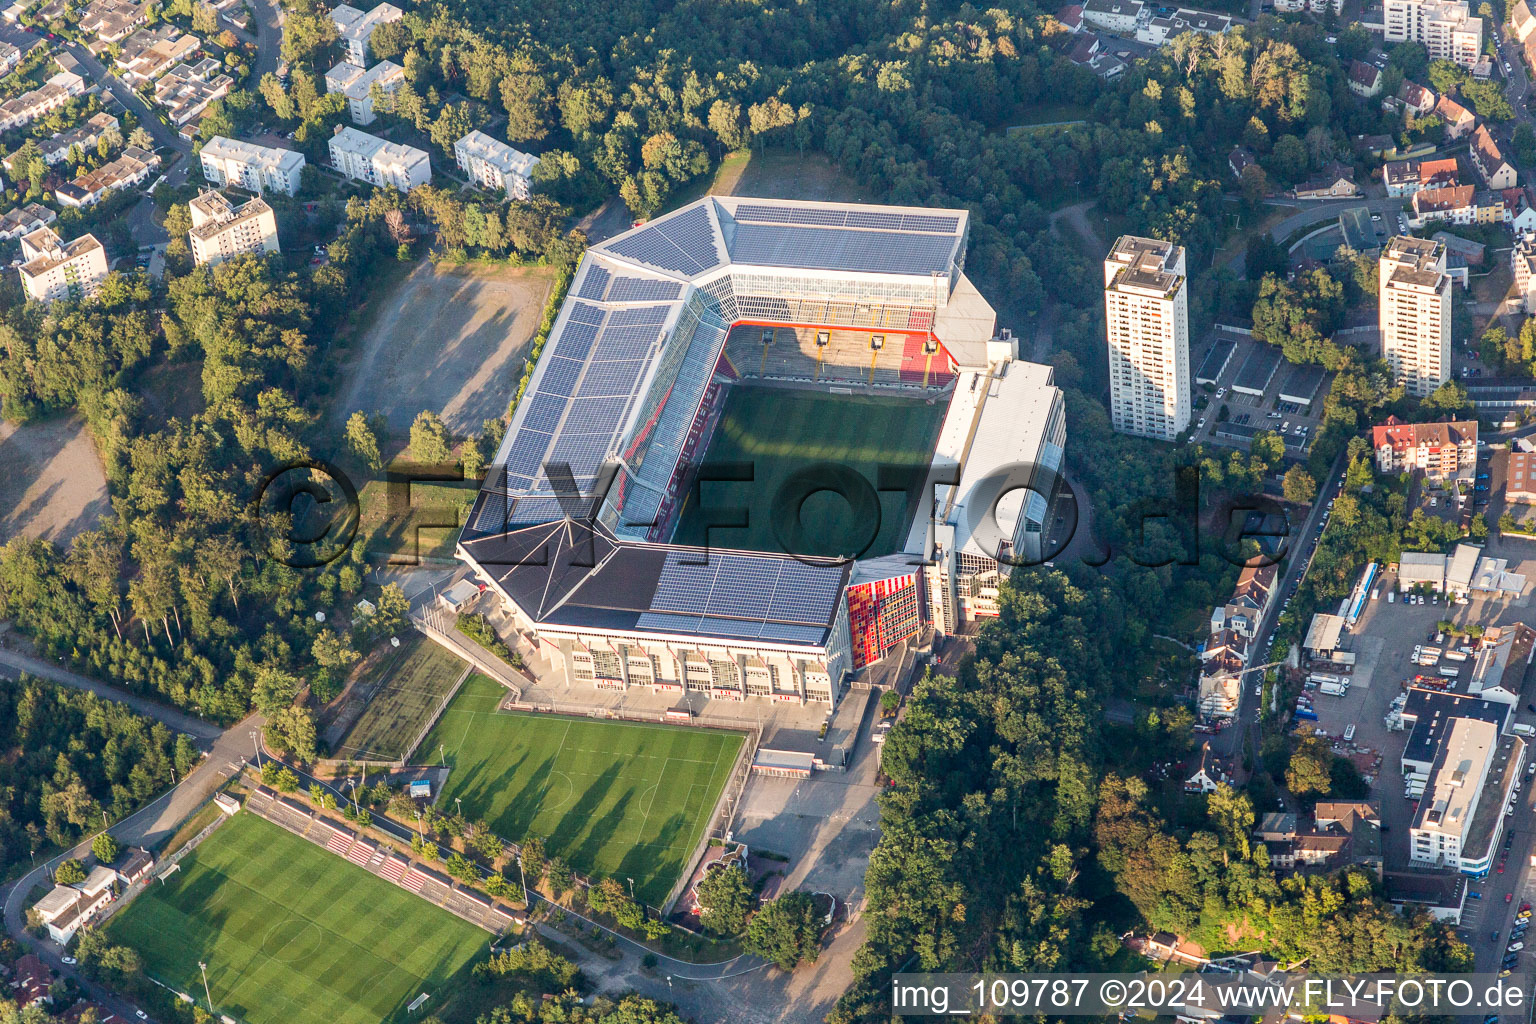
[
  {"xmin": 422, "ymin": 675, "xmax": 744, "ymax": 905},
  {"xmin": 105, "ymin": 813, "xmax": 489, "ymax": 1024},
  {"xmin": 670, "ymin": 384, "xmax": 946, "ymax": 558}
]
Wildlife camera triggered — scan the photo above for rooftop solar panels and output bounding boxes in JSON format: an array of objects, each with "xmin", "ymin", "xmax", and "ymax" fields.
[
  {"xmin": 632, "ymin": 549, "xmax": 847, "ymax": 644},
  {"xmin": 576, "ymin": 264, "xmax": 610, "ymax": 300},
  {"xmin": 733, "ymin": 202, "xmax": 961, "ymax": 235},
  {"xmin": 606, "ymin": 203, "xmax": 722, "ymax": 274},
  {"xmin": 730, "ymin": 222, "xmax": 958, "ymax": 276},
  {"xmin": 606, "ymin": 276, "xmax": 683, "ymax": 302}
]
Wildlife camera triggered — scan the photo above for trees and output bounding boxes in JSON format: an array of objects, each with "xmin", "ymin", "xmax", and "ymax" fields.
[
  {"xmin": 1283, "ymin": 466, "xmax": 1318, "ymax": 505},
  {"xmin": 696, "ymin": 864, "xmax": 753, "ymax": 935},
  {"xmin": 745, "ymin": 892, "xmax": 823, "ymax": 970},
  {"xmin": 344, "ymin": 411, "xmax": 383, "ymax": 469},
  {"xmin": 55, "ymin": 859, "xmax": 87, "ymax": 885},
  {"xmin": 410, "ymin": 410, "xmax": 452, "ymax": 463},
  {"xmin": 91, "ymin": 833, "xmax": 121, "ymax": 865},
  {"xmin": 1286, "ymin": 732, "xmax": 1333, "ymax": 796}
]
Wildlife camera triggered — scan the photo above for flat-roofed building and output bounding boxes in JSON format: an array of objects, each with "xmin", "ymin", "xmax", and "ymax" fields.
[
  {"xmin": 1104, "ymin": 235, "xmax": 1190, "ymax": 440},
  {"xmin": 1380, "ymin": 236, "xmax": 1452, "ymax": 397},
  {"xmin": 454, "ymin": 130, "xmax": 538, "ymax": 198},
  {"xmin": 330, "ymin": 1, "xmax": 402, "ymax": 64},
  {"xmin": 328, "ymin": 125, "xmax": 430, "ymax": 192},
  {"xmin": 188, "ymin": 190, "xmax": 279, "ymax": 266},
  {"xmin": 199, "ymin": 135, "xmax": 305, "ymax": 195},
  {"xmin": 1410, "ymin": 716, "xmax": 1496, "ymax": 869},
  {"xmin": 323, "ymin": 59, "xmax": 403, "ymax": 125},
  {"xmin": 1386, "ymin": 0, "xmax": 1484, "ymax": 67},
  {"xmin": 17, "ymin": 227, "xmax": 107, "ymax": 303}
]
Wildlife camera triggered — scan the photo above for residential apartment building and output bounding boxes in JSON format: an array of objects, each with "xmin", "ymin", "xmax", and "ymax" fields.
[
  {"xmin": 1103, "ymin": 234, "xmax": 1190, "ymax": 440},
  {"xmin": 1348, "ymin": 59, "xmax": 1383, "ymax": 97},
  {"xmin": 1384, "ymin": 156, "xmax": 1459, "ymax": 196},
  {"xmin": 1379, "ymin": 235, "xmax": 1452, "ymax": 397},
  {"xmin": 330, "ymin": 1, "xmax": 402, "ymax": 64},
  {"xmin": 115, "ymin": 26, "xmax": 198, "ymax": 85},
  {"xmin": 0, "ymin": 70, "xmax": 85, "ymax": 131},
  {"xmin": 41, "ymin": 112, "xmax": 120, "ymax": 168},
  {"xmin": 1371, "ymin": 415, "xmax": 1478, "ymax": 478},
  {"xmin": 55, "ymin": 144, "xmax": 160, "ymax": 207},
  {"xmin": 1435, "ymin": 93, "xmax": 1476, "ymax": 138},
  {"xmin": 1209, "ymin": 563, "xmax": 1278, "ymax": 640},
  {"xmin": 328, "ymin": 125, "xmax": 430, "ymax": 191},
  {"xmin": 17, "ymin": 227, "xmax": 107, "ymax": 303},
  {"xmin": 188, "ymin": 190, "xmax": 279, "ymax": 266},
  {"xmin": 323, "ymin": 59, "xmax": 403, "ymax": 125},
  {"xmin": 0, "ymin": 202, "xmax": 53, "ymax": 240},
  {"xmin": 454, "ymin": 130, "xmax": 538, "ymax": 197},
  {"xmin": 154, "ymin": 58, "xmax": 233, "ymax": 127},
  {"xmin": 1294, "ymin": 161, "xmax": 1357, "ymax": 199},
  {"xmin": 79, "ymin": 0, "xmax": 146, "ymax": 44},
  {"xmin": 1411, "ymin": 184, "xmax": 1509, "ymax": 225},
  {"xmin": 1385, "ymin": 0, "xmax": 1484, "ymax": 66},
  {"xmin": 1515, "ymin": 233, "xmax": 1536, "ymax": 311},
  {"xmin": 199, "ymin": 135, "xmax": 305, "ymax": 195},
  {"xmin": 1472, "ymin": 124, "xmax": 1518, "ymax": 189}
]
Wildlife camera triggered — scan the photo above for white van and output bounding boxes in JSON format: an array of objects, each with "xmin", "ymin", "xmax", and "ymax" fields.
[{"xmin": 1344, "ymin": 724, "xmax": 1356, "ymax": 742}]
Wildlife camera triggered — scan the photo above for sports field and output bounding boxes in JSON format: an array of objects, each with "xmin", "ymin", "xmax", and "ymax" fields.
[
  {"xmin": 105, "ymin": 813, "xmax": 488, "ymax": 1024},
  {"xmin": 671, "ymin": 385, "xmax": 944, "ymax": 558},
  {"xmin": 422, "ymin": 675, "xmax": 744, "ymax": 905},
  {"xmin": 335, "ymin": 637, "xmax": 468, "ymax": 761}
]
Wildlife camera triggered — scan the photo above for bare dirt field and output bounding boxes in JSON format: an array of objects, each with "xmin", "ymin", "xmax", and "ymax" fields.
[
  {"xmin": 332, "ymin": 261, "xmax": 555, "ymax": 438},
  {"xmin": 0, "ymin": 414, "xmax": 109, "ymax": 546}
]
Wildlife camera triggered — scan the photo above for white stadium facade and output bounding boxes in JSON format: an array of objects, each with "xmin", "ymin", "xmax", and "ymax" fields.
[{"xmin": 457, "ymin": 196, "xmax": 1067, "ymax": 708}]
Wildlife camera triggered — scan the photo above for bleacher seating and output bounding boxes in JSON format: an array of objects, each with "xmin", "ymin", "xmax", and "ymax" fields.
[{"xmin": 722, "ymin": 325, "xmax": 954, "ymax": 388}]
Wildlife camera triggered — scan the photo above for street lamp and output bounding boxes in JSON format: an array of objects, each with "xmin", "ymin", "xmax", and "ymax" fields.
[
  {"xmin": 455, "ymin": 797, "xmax": 462, "ymax": 819},
  {"xmin": 199, "ymin": 960, "xmax": 213, "ymax": 1013},
  {"xmin": 440, "ymin": 743, "xmax": 446, "ymax": 766},
  {"xmin": 250, "ymin": 730, "xmax": 261, "ymax": 767},
  {"xmin": 627, "ymin": 877, "xmax": 634, "ymax": 899}
]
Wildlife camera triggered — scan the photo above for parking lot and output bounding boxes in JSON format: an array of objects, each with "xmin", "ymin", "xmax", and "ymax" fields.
[
  {"xmin": 1296, "ymin": 552, "xmax": 1536, "ymax": 977},
  {"xmin": 1190, "ymin": 332, "xmax": 1328, "ymax": 456}
]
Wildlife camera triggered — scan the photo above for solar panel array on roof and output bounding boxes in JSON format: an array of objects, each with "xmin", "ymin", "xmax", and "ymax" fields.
[
  {"xmin": 730, "ymin": 223, "xmax": 958, "ymax": 276},
  {"xmin": 732, "ymin": 203, "xmax": 961, "ymax": 234},
  {"xmin": 645, "ymin": 551, "xmax": 846, "ymax": 635},
  {"xmin": 605, "ymin": 204, "xmax": 721, "ymax": 274},
  {"xmin": 576, "ymin": 264, "xmax": 610, "ymax": 300},
  {"xmin": 607, "ymin": 276, "xmax": 683, "ymax": 302}
]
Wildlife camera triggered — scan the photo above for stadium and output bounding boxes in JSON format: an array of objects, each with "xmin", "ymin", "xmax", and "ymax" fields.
[{"xmin": 457, "ymin": 196, "xmax": 1067, "ymax": 708}]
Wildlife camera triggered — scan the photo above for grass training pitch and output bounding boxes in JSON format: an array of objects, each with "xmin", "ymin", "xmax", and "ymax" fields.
[
  {"xmin": 672, "ymin": 385, "xmax": 945, "ymax": 558},
  {"xmin": 105, "ymin": 813, "xmax": 489, "ymax": 1024},
  {"xmin": 335, "ymin": 637, "xmax": 468, "ymax": 761},
  {"xmin": 422, "ymin": 675, "xmax": 744, "ymax": 905}
]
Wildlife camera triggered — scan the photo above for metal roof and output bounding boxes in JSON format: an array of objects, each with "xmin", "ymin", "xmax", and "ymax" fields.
[{"xmin": 473, "ymin": 195, "xmax": 974, "ymax": 536}]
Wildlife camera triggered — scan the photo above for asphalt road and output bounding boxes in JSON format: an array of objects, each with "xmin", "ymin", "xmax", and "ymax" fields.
[
  {"xmin": 1225, "ymin": 197, "xmax": 1410, "ymax": 278},
  {"xmin": 1211, "ymin": 451, "xmax": 1348, "ymax": 764},
  {"xmin": 0, "ymin": 648, "xmax": 222, "ymax": 742}
]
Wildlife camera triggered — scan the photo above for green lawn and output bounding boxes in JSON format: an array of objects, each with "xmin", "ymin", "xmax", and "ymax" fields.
[
  {"xmin": 421, "ymin": 675, "xmax": 744, "ymax": 905},
  {"xmin": 336, "ymin": 636, "xmax": 469, "ymax": 761},
  {"xmin": 105, "ymin": 813, "xmax": 489, "ymax": 1024},
  {"xmin": 671, "ymin": 385, "xmax": 944, "ymax": 558}
]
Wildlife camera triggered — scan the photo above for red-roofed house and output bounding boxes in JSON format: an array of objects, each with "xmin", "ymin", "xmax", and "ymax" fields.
[
  {"xmin": 1057, "ymin": 4, "xmax": 1084, "ymax": 30},
  {"xmin": 1372, "ymin": 415, "xmax": 1478, "ymax": 479},
  {"xmin": 1385, "ymin": 156, "xmax": 1459, "ymax": 196},
  {"xmin": 11, "ymin": 955, "xmax": 51, "ymax": 1008},
  {"xmin": 1434, "ymin": 94, "xmax": 1476, "ymax": 139},
  {"xmin": 1349, "ymin": 59, "xmax": 1383, "ymax": 97},
  {"xmin": 1472, "ymin": 124, "xmax": 1518, "ymax": 189},
  {"xmin": 1388, "ymin": 80, "xmax": 1437, "ymax": 116},
  {"xmin": 1412, "ymin": 183, "xmax": 1476, "ymax": 223}
]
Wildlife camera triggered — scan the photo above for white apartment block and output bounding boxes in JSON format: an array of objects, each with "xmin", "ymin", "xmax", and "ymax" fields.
[
  {"xmin": 17, "ymin": 227, "xmax": 107, "ymax": 303},
  {"xmin": 328, "ymin": 125, "xmax": 430, "ymax": 192},
  {"xmin": 0, "ymin": 70, "xmax": 85, "ymax": 131},
  {"xmin": 323, "ymin": 59, "xmax": 403, "ymax": 125},
  {"xmin": 1384, "ymin": 0, "xmax": 1483, "ymax": 67},
  {"xmin": 1103, "ymin": 235, "xmax": 1191, "ymax": 440},
  {"xmin": 1515, "ymin": 232, "xmax": 1536, "ymax": 312},
  {"xmin": 1409, "ymin": 717, "xmax": 1495, "ymax": 870},
  {"xmin": 188, "ymin": 190, "xmax": 279, "ymax": 266},
  {"xmin": 454, "ymin": 130, "xmax": 538, "ymax": 198},
  {"xmin": 1380, "ymin": 236, "xmax": 1452, "ymax": 398},
  {"xmin": 200, "ymin": 135, "xmax": 305, "ymax": 196},
  {"xmin": 331, "ymin": 2, "xmax": 402, "ymax": 65}
]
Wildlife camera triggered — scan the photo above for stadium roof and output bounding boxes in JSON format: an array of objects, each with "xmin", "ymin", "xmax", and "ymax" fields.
[
  {"xmin": 470, "ymin": 196, "xmax": 977, "ymax": 539},
  {"xmin": 460, "ymin": 518, "xmax": 852, "ymax": 648}
]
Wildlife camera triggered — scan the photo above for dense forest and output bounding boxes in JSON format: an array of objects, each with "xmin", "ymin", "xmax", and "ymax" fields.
[{"xmin": 0, "ymin": 678, "xmax": 195, "ymax": 879}]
